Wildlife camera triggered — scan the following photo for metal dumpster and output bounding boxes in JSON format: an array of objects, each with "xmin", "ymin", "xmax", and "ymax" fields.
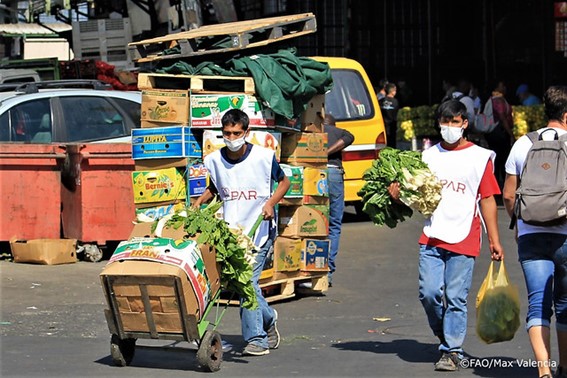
[
  {"xmin": 61, "ymin": 143, "xmax": 136, "ymax": 261},
  {"xmin": 0, "ymin": 144, "xmax": 65, "ymax": 241}
]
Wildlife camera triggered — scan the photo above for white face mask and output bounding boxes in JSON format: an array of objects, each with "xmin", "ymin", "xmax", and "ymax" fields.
[
  {"xmin": 223, "ymin": 136, "xmax": 246, "ymax": 152},
  {"xmin": 440, "ymin": 125, "xmax": 463, "ymax": 144}
]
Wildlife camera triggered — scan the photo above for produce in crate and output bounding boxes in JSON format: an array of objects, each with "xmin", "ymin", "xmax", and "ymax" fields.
[
  {"xmin": 357, "ymin": 147, "xmax": 442, "ymax": 228},
  {"xmin": 158, "ymin": 198, "xmax": 258, "ymax": 309}
]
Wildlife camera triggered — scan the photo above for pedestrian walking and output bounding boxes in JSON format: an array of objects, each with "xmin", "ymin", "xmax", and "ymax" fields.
[
  {"xmin": 323, "ymin": 114, "xmax": 354, "ymax": 286},
  {"xmin": 503, "ymin": 85, "xmax": 567, "ymax": 378},
  {"xmin": 194, "ymin": 109, "xmax": 291, "ymax": 356},
  {"xmin": 389, "ymin": 99, "xmax": 504, "ymax": 372}
]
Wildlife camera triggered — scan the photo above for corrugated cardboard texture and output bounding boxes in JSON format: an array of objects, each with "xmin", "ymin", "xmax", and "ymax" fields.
[{"xmin": 10, "ymin": 239, "xmax": 77, "ymax": 265}]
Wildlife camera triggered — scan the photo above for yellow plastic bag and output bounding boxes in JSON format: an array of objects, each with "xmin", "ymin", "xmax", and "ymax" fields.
[{"xmin": 476, "ymin": 260, "xmax": 521, "ymax": 344}]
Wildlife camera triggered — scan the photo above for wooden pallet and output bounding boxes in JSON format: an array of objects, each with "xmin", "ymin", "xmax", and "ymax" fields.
[
  {"xmin": 129, "ymin": 13, "xmax": 316, "ymax": 63},
  {"xmin": 219, "ymin": 272, "xmax": 328, "ymax": 305},
  {"xmin": 137, "ymin": 73, "xmax": 255, "ymax": 94}
]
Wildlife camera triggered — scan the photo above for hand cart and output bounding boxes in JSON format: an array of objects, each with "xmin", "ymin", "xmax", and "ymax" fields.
[
  {"xmin": 101, "ymin": 272, "xmax": 230, "ymax": 372},
  {"xmin": 101, "ymin": 239, "xmax": 230, "ymax": 373}
]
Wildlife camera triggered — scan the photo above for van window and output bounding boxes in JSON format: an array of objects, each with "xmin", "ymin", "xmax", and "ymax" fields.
[
  {"xmin": 325, "ymin": 69, "xmax": 374, "ymax": 121},
  {"xmin": 60, "ymin": 96, "xmax": 128, "ymax": 141}
]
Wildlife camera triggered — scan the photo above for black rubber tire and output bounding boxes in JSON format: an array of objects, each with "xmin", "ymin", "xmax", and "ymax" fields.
[
  {"xmin": 110, "ymin": 334, "xmax": 136, "ymax": 366},
  {"xmin": 196, "ymin": 331, "xmax": 223, "ymax": 372}
]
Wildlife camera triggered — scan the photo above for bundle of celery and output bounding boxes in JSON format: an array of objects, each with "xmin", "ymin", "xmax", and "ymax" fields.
[
  {"xmin": 357, "ymin": 147, "xmax": 442, "ymax": 228},
  {"xmin": 163, "ymin": 198, "xmax": 258, "ymax": 309}
]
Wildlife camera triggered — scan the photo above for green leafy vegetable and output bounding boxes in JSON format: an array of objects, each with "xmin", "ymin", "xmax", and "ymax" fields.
[
  {"xmin": 357, "ymin": 147, "xmax": 442, "ymax": 228},
  {"xmin": 164, "ymin": 198, "xmax": 258, "ymax": 309}
]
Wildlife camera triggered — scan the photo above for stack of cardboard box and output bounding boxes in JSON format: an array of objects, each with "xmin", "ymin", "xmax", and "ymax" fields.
[{"xmin": 128, "ymin": 73, "xmax": 329, "ymax": 293}]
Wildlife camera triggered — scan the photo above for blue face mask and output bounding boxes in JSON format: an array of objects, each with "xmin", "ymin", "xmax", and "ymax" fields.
[{"xmin": 440, "ymin": 125, "xmax": 463, "ymax": 144}]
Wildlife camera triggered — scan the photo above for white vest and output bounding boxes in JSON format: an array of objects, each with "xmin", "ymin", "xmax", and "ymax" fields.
[
  {"xmin": 422, "ymin": 143, "xmax": 495, "ymax": 243},
  {"xmin": 204, "ymin": 145, "xmax": 274, "ymax": 247}
]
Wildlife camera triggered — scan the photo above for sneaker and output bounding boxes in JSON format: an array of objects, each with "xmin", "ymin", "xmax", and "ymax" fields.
[
  {"xmin": 328, "ymin": 272, "xmax": 333, "ymax": 287},
  {"xmin": 242, "ymin": 343, "xmax": 269, "ymax": 356},
  {"xmin": 434, "ymin": 352, "xmax": 460, "ymax": 371},
  {"xmin": 267, "ymin": 309, "xmax": 280, "ymax": 349}
]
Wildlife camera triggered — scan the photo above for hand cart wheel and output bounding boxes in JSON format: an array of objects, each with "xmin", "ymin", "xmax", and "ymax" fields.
[
  {"xmin": 110, "ymin": 334, "xmax": 136, "ymax": 366},
  {"xmin": 196, "ymin": 330, "xmax": 223, "ymax": 372}
]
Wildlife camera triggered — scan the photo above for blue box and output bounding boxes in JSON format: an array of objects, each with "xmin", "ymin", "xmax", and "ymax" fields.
[
  {"xmin": 188, "ymin": 163, "xmax": 208, "ymax": 197},
  {"xmin": 300, "ymin": 238, "xmax": 330, "ymax": 272},
  {"xmin": 132, "ymin": 126, "xmax": 202, "ymax": 160}
]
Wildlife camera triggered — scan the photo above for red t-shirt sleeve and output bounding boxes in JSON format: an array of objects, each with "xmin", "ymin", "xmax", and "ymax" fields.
[{"xmin": 478, "ymin": 159, "xmax": 501, "ymax": 198}]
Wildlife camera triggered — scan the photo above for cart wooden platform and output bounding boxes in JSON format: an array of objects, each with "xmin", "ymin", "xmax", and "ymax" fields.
[{"xmin": 128, "ymin": 13, "xmax": 316, "ymax": 63}]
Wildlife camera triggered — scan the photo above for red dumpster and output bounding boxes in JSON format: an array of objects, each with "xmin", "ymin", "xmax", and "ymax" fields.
[
  {"xmin": 61, "ymin": 143, "xmax": 136, "ymax": 261},
  {"xmin": 0, "ymin": 144, "xmax": 66, "ymax": 241}
]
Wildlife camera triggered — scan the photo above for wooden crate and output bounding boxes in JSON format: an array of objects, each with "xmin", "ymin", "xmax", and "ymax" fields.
[
  {"xmin": 129, "ymin": 13, "xmax": 316, "ymax": 63},
  {"xmin": 137, "ymin": 73, "xmax": 255, "ymax": 94}
]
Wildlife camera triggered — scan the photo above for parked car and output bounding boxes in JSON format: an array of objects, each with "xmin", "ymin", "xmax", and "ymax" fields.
[{"xmin": 0, "ymin": 80, "xmax": 141, "ymax": 143}]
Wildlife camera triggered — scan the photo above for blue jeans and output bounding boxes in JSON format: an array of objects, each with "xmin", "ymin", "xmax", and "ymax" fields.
[
  {"xmin": 328, "ymin": 166, "xmax": 345, "ymax": 274},
  {"xmin": 240, "ymin": 238, "xmax": 276, "ymax": 348},
  {"xmin": 418, "ymin": 244, "xmax": 475, "ymax": 355},
  {"xmin": 518, "ymin": 233, "xmax": 567, "ymax": 331}
]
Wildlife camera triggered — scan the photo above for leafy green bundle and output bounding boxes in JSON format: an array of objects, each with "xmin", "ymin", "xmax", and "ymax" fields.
[
  {"xmin": 164, "ymin": 198, "xmax": 258, "ymax": 309},
  {"xmin": 357, "ymin": 147, "xmax": 442, "ymax": 228}
]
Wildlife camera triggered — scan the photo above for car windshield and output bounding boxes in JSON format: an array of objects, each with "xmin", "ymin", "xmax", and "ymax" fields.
[{"xmin": 325, "ymin": 69, "xmax": 374, "ymax": 121}]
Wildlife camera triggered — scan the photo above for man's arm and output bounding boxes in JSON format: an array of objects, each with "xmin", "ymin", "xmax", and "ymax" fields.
[
  {"xmin": 502, "ymin": 173, "xmax": 518, "ymax": 218},
  {"xmin": 262, "ymin": 176, "xmax": 290, "ymax": 220},
  {"xmin": 479, "ymin": 195, "xmax": 504, "ymax": 261},
  {"xmin": 193, "ymin": 186, "xmax": 216, "ymax": 208}
]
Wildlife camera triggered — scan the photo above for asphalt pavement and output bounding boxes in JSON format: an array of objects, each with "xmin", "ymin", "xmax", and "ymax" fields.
[{"xmin": 0, "ymin": 206, "xmax": 548, "ymax": 377}]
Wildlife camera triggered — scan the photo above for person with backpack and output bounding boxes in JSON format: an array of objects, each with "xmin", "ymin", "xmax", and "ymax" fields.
[
  {"xmin": 502, "ymin": 85, "xmax": 567, "ymax": 378},
  {"xmin": 388, "ymin": 99, "xmax": 504, "ymax": 372}
]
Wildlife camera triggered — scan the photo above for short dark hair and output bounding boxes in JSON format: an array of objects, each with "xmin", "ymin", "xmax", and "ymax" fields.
[
  {"xmin": 543, "ymin": 86, "xmax": 567, "ymax": 122},
  {"xmin": 437, "ymin": 99, "xmax": 468, "ymax": 122},
  {"xmin": 221, "ymin": 109, "xmax": 250, "ymax": 130},
  {"xmin": 385, "ymin": 83, "xmax": 396, "ymax": 95}
]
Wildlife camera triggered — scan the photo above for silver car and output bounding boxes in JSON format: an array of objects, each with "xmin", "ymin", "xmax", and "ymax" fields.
[{"xmin": 0, "ymin": 80, "xmax": 141, "ymax": 143}]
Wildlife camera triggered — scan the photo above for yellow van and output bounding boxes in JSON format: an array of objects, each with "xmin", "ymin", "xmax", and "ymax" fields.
[{"xmin": 311, "ymin": 56, "xmax": 387, "ymax": 214}]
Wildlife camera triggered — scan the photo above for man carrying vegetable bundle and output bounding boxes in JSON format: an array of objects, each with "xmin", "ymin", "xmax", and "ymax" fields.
[
  {"xmin": 388, "ymin": 99, "xmax": 504, "ymax": 372},
  {"xmin": 194, "ymin": 109, "xmax": 290, "ymax": 356}
]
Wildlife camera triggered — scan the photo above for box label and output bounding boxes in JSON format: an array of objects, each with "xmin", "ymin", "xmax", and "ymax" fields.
[
  {"xmin": 191, "ymin": 94, "xmax": 275, "ymax": 128},
  {"xmin": 132, "ymin": 167, "xmax": 187, "ymax": 204}
]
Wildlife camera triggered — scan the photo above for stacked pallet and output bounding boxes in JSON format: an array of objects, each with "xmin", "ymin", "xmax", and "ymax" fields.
[{"xmin": 127, "ymin": 13, "xmax": 330, "ymax": 302}]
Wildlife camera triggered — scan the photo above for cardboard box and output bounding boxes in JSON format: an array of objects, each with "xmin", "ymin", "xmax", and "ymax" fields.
[
  {"xmin": 10, "ymin": 239, "xmax": 77, "ymax": 265},
  {"xmin": 278, "ymin": 205, "xmax": 329, "ymax": 237},
  {"xmin": 141, "ymin": 90, "xmax": 190, "ymax": 124},
  {"xmin": 190, "ymin": 94, "xmax": 275, "ymax": 128},
  {"xmin": 132, "ymin": 126, "xmax": 202, "ymax": 160},
  {"xmin": 280, "ymin": 132, "xmax": 328, "ymax": 163},
  {"xmin": 188, "ymin": 163, "xmax": 208, "ymax": 197},
  {"xmin": 273, "ymin": 237, "xmax": 302, "ymax": 272},
  {"xmin": 303, "ymin": 167, "xmax": 328, "ymax": 197},
  {"xmin": 275, "ymin": 95, "xmax": 325, "ymax": 133},
  {"xmin": 202, "ymin": 129, "xmax": 281, "ymax": 160},
  {"xmin": 279, "ymin": 195, "xmax": 330, "ymax": 206},
  {"xmin": 279, "ymin": 164, "xmax": 303, "ymax": 198},
  {"xmin": 135, "ymin": 202, "xmax": 185, "ymax": 222},
  {"xmin": 135, "ymin": 157, "xmax": 193, "ymax": 171},
  {"xmin": 140, "ymin": 120, "xmax": 189, "ymax": 129},
  {"xmin": 301, "ymin": 238, "xmax": 330, "ymax": 272},
  {"xmin": 132, "ymin": 167, "xmax": 187, "ymax": 204},
  {"xmin": 100, "ymin": 239, "xmax": 220, "ymax": 334}
]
